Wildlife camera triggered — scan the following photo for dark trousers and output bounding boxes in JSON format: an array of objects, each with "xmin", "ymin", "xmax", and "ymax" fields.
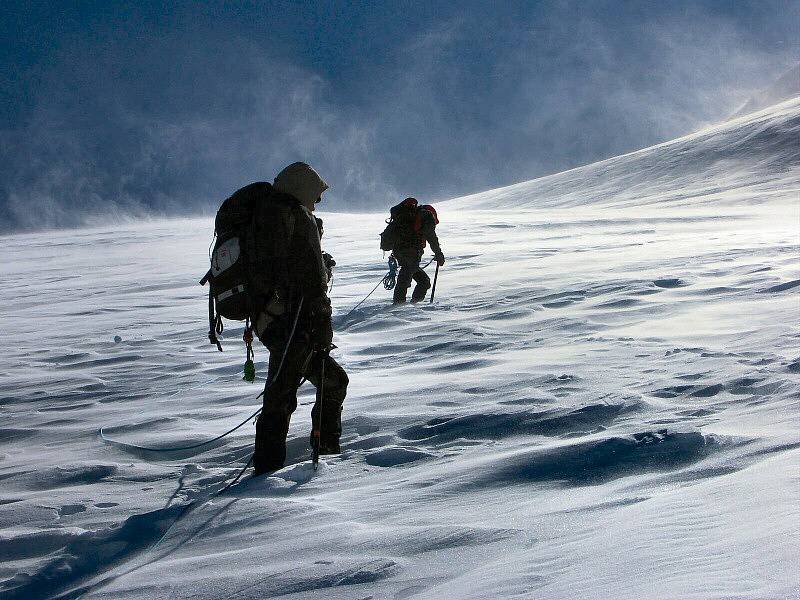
[
  {"xmin": 393, "ymin": 250, "xmax": 431, "ymax": 303},
  {"xmin": 254, "ymin": 336, "xmax": 348, "ymax": 472}
]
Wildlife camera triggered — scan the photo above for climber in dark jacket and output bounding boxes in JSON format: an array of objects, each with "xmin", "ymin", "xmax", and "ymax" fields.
[
  {"xmin": 245, "ymin": 162, "xmax": 348, "ymax": 475},
  {"xmin": 389, "ymin": 197, "xmax": 445, "ymax": 304}
]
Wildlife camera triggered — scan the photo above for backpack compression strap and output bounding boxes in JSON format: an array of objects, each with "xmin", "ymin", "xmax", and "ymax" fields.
[{"xmin": 200, "ymin": 270, "xmax": 224, "ymax": 352}]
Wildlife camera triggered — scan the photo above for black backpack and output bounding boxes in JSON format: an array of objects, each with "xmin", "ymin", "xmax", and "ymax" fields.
[
  {"xmin": 380, "ymin": 197, "xmax": 418, "ymax": 252},
  {"xmin": 379, "ymin": 221, "xmax": 397, "ymax": 252},
  {"xmin": 200, "ymin": 182, "xmax": 294, "ymax": 351}
]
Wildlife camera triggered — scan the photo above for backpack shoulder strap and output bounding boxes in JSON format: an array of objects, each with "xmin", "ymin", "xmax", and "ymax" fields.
[{"xmin": 413, "ymin": 212, "xmax": 423, "ymax": 232}]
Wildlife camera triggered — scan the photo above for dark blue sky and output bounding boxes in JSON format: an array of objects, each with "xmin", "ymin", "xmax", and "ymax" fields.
[{"xmin": 1, "ymin": 1, "xmax": 797, "ymax": 231}]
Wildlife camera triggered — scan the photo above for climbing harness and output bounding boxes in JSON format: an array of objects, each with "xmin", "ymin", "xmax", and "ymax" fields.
[{"xmin": 254, "ymin": 296, "xmax": 303, "ymax": 401}]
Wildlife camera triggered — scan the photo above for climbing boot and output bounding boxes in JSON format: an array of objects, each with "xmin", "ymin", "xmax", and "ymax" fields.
[
  {"xmin": 310, "ymin": 434, "xmax": 341, "ymax": 455},
  {"xmin": 410, "ymin": 283, "xmax": 430, "ymax": 303}
]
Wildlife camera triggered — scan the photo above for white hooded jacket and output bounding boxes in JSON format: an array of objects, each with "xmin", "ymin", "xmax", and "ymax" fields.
[{"xmin": 273, "ymin": 162, "xmax": 329, "ymax": 211}]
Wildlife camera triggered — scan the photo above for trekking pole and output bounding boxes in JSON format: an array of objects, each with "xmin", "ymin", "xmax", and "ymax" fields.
[
  {"xmin": 311, "ymin": 351, "xmax": 327, "ymax": 470},
  {"xmin": 430, "ymin": 264, "xmax": 440, "ymax": 304}
]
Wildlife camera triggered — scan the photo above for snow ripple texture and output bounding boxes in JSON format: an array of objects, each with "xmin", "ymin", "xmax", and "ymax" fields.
[{"xmin": 1, "ymin": 99, "xmax": 799, "ymax": 599}]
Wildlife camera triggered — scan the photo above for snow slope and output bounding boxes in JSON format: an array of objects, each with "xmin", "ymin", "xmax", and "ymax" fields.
[
  {"xmin": 1, "ymin": 99, "xmax": 799, "ymax": 600},
  {"xmin": 448, "ymin": 96, "xmax": 800, "ymax": 211}
]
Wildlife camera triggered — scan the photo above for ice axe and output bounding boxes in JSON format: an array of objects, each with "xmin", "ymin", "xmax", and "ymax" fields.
[
  {"xmin": 311, "ymin": 345, "xmax": 333, "ymax": 470},
  {"xmin": 430, "ymin": 263, "xmax": 440, "ymax": 303}
]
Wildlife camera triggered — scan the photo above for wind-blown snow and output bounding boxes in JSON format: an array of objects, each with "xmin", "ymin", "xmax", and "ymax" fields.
[
  {"xmin": 1, "ymin": 99, "xmax": 799, "ymax": 599},
  {"xmin": 733, "ymin": 64, "xmax": 800, "ymax": 119},
  {"xmin": 449, "ymin": 97, "xmax": 800, "ymax": 211}
]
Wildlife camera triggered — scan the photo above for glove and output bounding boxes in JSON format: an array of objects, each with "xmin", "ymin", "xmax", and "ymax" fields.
[
  {"xmin": 322, "ymin": 252, "xmax": 336, "ymax": 281},
  {"xmin": 435, "ymin": 252, "xmax": 445, "ymax": 266},
  {"xmin": 306, "ymin": 295, "xmax": 332, "ymax": 318},
  {"xmin": 306, "ymin": 296, "xmax": 333, "ymax": 349},
  {"xmin": 313, "ymin": 317, "xmax": 334, "ymax": 349}
]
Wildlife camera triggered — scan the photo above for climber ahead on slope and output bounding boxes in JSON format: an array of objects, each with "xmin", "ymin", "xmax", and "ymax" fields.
[{"xmin": 380, "ymin": 197, "xmax": 445, "ymax": 304}]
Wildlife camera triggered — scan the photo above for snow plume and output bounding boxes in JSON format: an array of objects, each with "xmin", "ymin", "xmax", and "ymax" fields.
[
  {"xmin": 733, "ymin": 62, "xmax": 800, "ymax": 117},
  {"xmin": 0, "ymin": 34, "xmax": 397, "ymax": 233},
  {"xmin": 1, "ymin": 1, "xmax": 797, "ymax": 232}
]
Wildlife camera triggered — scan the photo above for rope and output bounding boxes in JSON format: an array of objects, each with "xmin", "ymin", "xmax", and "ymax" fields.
[
  {"xmin": 382, "ymin": 255, "xmax": 399, "ymax": 290},
  {"xmin": 85, "ymin": 298, "xmax": 321, "ymax": 590},
  {"xmin": 100, "ymin": 409, "xmax": 262, "ymax": 453},
  {"xmin": 341, "ymin": 278, "xmax": 384, "ymax": 320},
  {"xmin": 217, "ymin": 454, "xmax": 254, "ymax": 495},
  {"xmin": 340, "ymin": 255, "xmax": 434, "ymax": 320},
  {"xmin": 341, "ymin": 257, "xmax": 398, "ymax": 320},
  {"xmin": 100, "ymin": 298, "xmax": 305, "ymax": 454},
  {"xmin": 255, "ymin": 296, "xmax": 304, "ymax": 400},
  {"xmin": 134, "ymin": 450, "xmax": 252, "ymax": 560}
]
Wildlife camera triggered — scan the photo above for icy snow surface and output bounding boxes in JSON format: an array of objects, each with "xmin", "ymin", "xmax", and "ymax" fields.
[{"xmin": 2, "ymin": 99, "xmax": 799, "ymax": 599}]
